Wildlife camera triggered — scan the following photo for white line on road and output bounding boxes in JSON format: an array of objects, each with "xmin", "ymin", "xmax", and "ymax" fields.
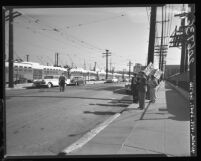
[{"xmin": 61, "ymin": 113, "xmax": 121, "ymax": 154}]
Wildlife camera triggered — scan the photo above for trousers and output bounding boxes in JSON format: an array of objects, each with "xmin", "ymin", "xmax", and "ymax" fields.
[
  {"xmin": 59, "ymin": 83, "xmax": 65, "ymax": 92},
  {"xmin": 138, "ymin": 91, "xmax": 146, "ymax": 109},
  {"xmin": 149, "ymin": 87, "xmax": 156, "ymax": 101}
]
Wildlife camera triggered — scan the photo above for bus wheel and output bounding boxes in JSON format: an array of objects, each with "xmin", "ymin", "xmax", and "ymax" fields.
[{"xmin": 47, "ymin": 83, "xmax": 52, "ymax": 88}]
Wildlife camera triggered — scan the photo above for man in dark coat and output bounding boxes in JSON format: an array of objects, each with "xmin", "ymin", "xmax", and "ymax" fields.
[
  {"xmin": 59, "ymin": 73, "xmax": 66, "ymax": 92},
  {"xmin": 137, "ymin": 71, "xmax": 147, "ymax": 110},
  {"xmin": 131, "ymin": 74, "xmax": 138, "ymax": 103}
]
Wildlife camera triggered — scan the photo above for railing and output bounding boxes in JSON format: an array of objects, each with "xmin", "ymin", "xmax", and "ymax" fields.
[{"xmin": 166, "ymin": 71, "xmax": 189, "ymax": 91}]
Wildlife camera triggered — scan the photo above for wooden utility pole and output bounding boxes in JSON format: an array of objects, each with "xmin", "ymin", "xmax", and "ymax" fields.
[
  {"xmin": 127, "ymin": 61, "xmax": 133, "ymax": 80},
  {"xmin": 3, "ymin": 7, "xmax": 6, "ymax": 93},
  {"xmin": 110, "ymin": 58, "xmax": 112, "ymax": 73},
  {"xmin": 84, "ymin": 60, "xmax": 86, "ymax": 70},
  {"xmin": 56, "ymin": 53, "xmax": 59, "ymax": 67},
  {"xmin": 147, "ymin": 6, "xmax": 157, "ymax": 65},
  {"xmin": 5, "ymin": 8, "xmax": 22, "ymax": 88},
  {"xmin": 159, "ymin": 6, "xmax": 164, "ymax": 70},
  {"xmin": 26, "ymin": 54, "xmax": 29, "ymax": 62},
  {"xmin": 94, "ymin": 62, "xmax": 97, "ymax": 71},
  {"xmin": 102, "ymin": 50, "xmax": 111, "ymax": 79},
  {"xmin": 8, "ymin": 8, "xmax": 14, "ymax": 88},
  {"xmin": 55, "ymin": 53, "xmax": 56, "ymax": 66}
]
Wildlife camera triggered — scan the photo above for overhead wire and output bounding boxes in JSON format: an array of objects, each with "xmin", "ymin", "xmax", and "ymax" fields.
[
  {"xmin": 14, "ymin": 10, "xmax": 130, "ymax": 69},
  {"xmin": 15, "ymin": 15, "xmax": 99, "ymax": 54},
  {"xmin": 17, "ymin": 11, "xmax": 105, "ymax": 52},
  {"xmin": 65, "ymin": 14, "xmax": 126, "ymax": 30},
  {"xmin": 14, "ymin": 18, "xmax": 96, "ymax": 66}
]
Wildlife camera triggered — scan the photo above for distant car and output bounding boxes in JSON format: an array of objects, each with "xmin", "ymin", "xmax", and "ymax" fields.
[
  {"xmin": 70, "ymin": 76, "xmax": 85, "ymax": 86},
  {"xmin": 104, "ymin": 79, "xmax": 113, "ymax": 83},
  {"xmin": 112, "ymin": 77, "xmax": 118, "ymax": 83},
  {"xmin": 33, "ymin": 75, "xmax": 70, "ymax": 88}
]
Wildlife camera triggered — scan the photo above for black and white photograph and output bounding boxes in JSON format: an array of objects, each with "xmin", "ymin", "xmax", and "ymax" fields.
[{"xmin": 1, "ymin": 3, "xmax": 196, "ymax": 159}]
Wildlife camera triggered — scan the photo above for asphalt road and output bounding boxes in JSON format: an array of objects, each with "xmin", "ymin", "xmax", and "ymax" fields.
[{"xmin": 5, "ymin": 82, "xmax": 132, "ymax": 156}]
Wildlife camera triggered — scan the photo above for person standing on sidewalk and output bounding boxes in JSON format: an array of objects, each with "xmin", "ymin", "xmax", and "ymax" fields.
[
  {"xmin": 131, "ymin": 74, "xmax": 138, "ymax": 103},
  {"xmin": 148, "ymin": 75, "xmax": 158, "ymax": 103},
  {"xmin": 59, "ymin": 73, "xmax": 66, "ymax": 92},
  {"xmin": 137, "ymin": 71, "xmax": 147, "ymax": 110},
  {"xmin": 146, "ymin": 75, "xmax": 151, "ymax": 100}
]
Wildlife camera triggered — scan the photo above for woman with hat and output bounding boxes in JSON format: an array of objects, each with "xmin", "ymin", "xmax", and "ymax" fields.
[{"xmin": 148, "ymin": 75, "xmax": 158, "ymax": 103}]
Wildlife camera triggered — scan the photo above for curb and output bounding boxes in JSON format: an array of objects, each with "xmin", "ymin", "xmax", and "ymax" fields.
[
  {"xmin": 61, "ymin": 113, "xmax": 121, "ymax": 154},
  {"xmin": 166, "ymin": 81, "xmax": 188, "ymax": 100},
  {"xmin": 5, "ymin": 83, "xmax": 33, "ymax": 90}
]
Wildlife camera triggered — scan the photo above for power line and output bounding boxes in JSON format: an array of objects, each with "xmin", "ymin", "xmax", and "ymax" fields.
[
  {"xmin": 15, "ymin": 17, "xmax": 100, "ymax": 53},
  {"xmin": 17, "ymin": 11, "xmax": 105, "ymax": 52},
  {"xmin": 65, "ymin": 14, "xmax": 126, "ymax": 30},
  {"xmin": 14, "ymin": 19, "xmax": 102, "ymax": 65}
]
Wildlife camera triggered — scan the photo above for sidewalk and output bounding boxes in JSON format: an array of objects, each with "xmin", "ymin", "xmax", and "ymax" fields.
[{"xmin": 64, "ymin": 81, "xmax": 190, "ymax": 157}]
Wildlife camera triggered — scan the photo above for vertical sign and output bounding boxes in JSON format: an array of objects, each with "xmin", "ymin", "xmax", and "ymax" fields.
[{"xmin": 185, "ymin": 4, "xmax": 196, "ymax": 156}]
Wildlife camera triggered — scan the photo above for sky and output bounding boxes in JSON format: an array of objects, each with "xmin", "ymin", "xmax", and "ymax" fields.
[{"xmin": 4, "ymin": 4, "xmax": 186, "ymax": 72}]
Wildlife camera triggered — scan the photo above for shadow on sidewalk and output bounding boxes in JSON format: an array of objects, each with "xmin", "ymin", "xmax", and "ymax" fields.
[
  {"xmin": 165, "ymin": 83, "xmax": 190, "ymax": 121},
  {"xmin": 83, "ymin": 110, "xmax": 117, "ymax": 115}
]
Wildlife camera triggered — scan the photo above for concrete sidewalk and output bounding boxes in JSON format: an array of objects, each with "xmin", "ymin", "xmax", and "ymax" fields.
[{"xmin": 64, "ymin": 81, "xmax": 190, "ymax": 157}]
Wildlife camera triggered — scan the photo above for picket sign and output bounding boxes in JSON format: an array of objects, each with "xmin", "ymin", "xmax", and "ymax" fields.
[
  {"xmin": 142, "ymin": 62, "xmax": 155, "ymax": 76},
  {"xmin": 153, "ymin": 69, "xmax": 163, "ymax": 79}
]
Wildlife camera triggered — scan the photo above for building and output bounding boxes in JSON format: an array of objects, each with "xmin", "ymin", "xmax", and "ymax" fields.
[{"xmin": 164, "ymin": 65, "xmax": 180, "ymax": 78}]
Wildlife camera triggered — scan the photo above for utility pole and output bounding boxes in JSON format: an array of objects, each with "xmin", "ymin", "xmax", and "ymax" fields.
[
  {"xmin": 5, "ymin": 8, "xmax": 22, "ymax": 88},
  {"xmin": 102, "ymin": 49, "xmax": 111, "ymax": 79},
  {"xmin": 110, "ymin": 59, "xmax": 112, "ymax": 73},
  {"xmin": 159, "ymin": 6, "xmax": 164, "ymax": 70},
  {"xmin": 55, "ymin": 53, "xmax": 56, "ymax": 66},
  {"xmin": 147, "ymin": 6, "xmax": 157, "ymax": 65},
  {"xmin": 154, "ymin": 45, "xmax": 168, "ymax": 70},
  {"xmin": 56, "ymin": 53, "xmax": 59, "ymax": 67},
  {"xmin": 94, "ymin": 62, "xmax": 97, "ymax": 71},
  {"xmin": 169, "ymin": 5, "xmax": 188, "ymax": 73},
  {"xmin": 127, "ymin": 61, "xmax": 133, "ymax": 80},
  {"xmin": 122, "ymin": 69, "xmax": 125, "ymax": 80},
  {"xmin": 8, "ymin": 8, "xmax": 14, "ymax": 88},
  {"xmin": 26, "ymin": 54, "xmax": 29, "ymax": 62},
  {"xmin": 84, "ymin": 60, "xmax": 86, "ymax": 70},
  {"xmin": 3, "ymin": 7, "xmax": 6, "ymax": 93}
]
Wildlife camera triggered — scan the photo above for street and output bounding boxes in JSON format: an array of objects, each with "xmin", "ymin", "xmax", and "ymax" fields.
[{"xmin": 6, "ymin": 82, "xmax": 131, "ymax": 156}]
